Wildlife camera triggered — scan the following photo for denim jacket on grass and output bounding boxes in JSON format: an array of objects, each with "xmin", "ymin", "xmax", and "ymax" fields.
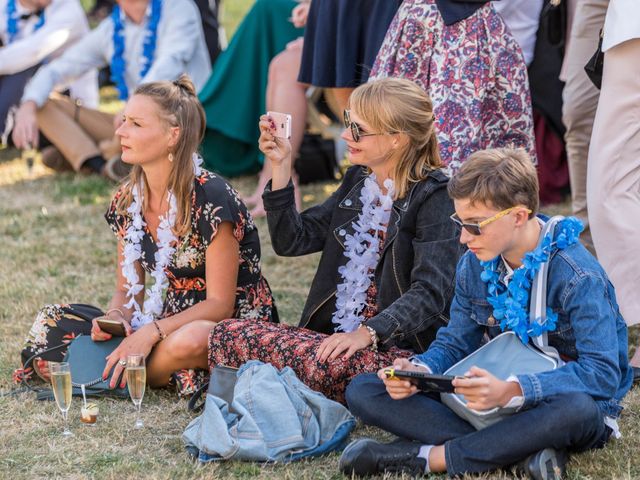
[
  {"xmin": 415, "ymin": 241, "xmax": 633, "ymax": 418},
  {"xmin": 262, "ymin": 166, "xmax": 465, "ymax": 353},
  {"xmin": 182, "ymin": 361, "xmax": 355, "ymax": 462}
]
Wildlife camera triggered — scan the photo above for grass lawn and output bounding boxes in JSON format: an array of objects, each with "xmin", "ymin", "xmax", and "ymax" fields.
[
  {"xmin": 2, "ymin": 1, "xmax": 640, "ymax": 478},
  {"xmin": 1, "ymin": 151, "xmax": 639, "ymax": 480}
]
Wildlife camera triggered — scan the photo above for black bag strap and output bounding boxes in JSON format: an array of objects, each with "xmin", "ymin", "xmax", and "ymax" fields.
[
  {"xmin": 187, "ymin": 381, "xmax": 210, "ymax": 412},
  {"xmin": 19, "ymin": 340, "xmax": 77, "ymax": 399}
]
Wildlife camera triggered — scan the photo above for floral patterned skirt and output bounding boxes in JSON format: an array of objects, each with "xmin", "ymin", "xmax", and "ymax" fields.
[
  {"xmin": 15, "ymin": 303, "xmax": 207, "ymax": 396},
  {"xmin": 370, "ymin": 0, "xmax": 535, "ymax": 174},
  {"xmin": 208, "ymin": 319, "xmax": 412, "ymax": 404}
]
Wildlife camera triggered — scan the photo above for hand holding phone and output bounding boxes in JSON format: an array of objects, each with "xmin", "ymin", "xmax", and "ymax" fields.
[
  {"xmin": 95, "ymin": 317, "xmax": 127, "ymax": 337},
  {"xmin": 384, "ymin": 368, "xmax": 457, "ymax": 393},
  {"xmin": 267, "ymin": 111, "xmax": 292, "ymax": 139}
]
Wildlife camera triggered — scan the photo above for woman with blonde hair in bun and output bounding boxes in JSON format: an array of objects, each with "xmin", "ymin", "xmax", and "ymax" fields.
[{"xmin": 17, "ymin": 75, "xmax": 278, "ymax": 396}]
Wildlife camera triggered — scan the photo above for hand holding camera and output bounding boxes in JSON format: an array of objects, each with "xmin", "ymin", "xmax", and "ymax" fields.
[{"xmin": 258, "ymin": 112, "xmax": 293, "ymax": 169}]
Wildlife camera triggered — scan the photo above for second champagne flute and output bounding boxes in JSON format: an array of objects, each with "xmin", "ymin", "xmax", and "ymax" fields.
[
  {"xmin": 50, "ymin": 362, "xmax": 73, "ymax": 437},
  {"xmin": 126, "ymin": 354, "xmax": 146, "ymax": 429}
]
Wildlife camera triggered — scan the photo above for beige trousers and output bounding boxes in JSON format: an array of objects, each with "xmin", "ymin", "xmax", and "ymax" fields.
[
  {"xmin": 36, "ymin": 93, "xmax": 119, "ymax": 171},
  {"xmin": 587, "ymin": 38, "xmax": 640, "ymax": 326},
  {"xmin": 561, "ymin": 0, "xmax": 609, "ymax": 250}
]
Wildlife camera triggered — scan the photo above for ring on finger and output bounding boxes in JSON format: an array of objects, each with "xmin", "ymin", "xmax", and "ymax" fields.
[{"xmin": 118, "ymin": 360, "xmax": 127, "ymax": 367}]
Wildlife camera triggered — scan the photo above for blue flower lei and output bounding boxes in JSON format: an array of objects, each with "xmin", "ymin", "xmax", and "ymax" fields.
[
  {"xmin": 110, "ymin": 0, "xmax": 162, "ymax": 100},
  {"xmin": 479, "ymin": 217, "xmax": 583, "ymax": 344},
  {"xmin": 6, "ymin": 0, "xmax": 45, "ymax": 44}
]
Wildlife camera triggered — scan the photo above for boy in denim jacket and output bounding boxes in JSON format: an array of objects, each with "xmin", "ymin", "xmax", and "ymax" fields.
[{"xmin": 340, "ymin": 149, "xmax": 633, "ymax": 479}]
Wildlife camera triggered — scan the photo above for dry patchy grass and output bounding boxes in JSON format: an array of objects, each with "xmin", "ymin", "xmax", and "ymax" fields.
[{"xmin": 1, "ymin": 149, "xmax": 639, "ymax": 479}]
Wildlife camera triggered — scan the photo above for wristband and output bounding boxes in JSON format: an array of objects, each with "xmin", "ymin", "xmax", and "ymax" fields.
[
  {"xmin": 359, "ymin": 324, "xmax": 378, "ymax": 352},
  {"xmin": 152, "ymin": 320, "xmax": 167, "ymax": 341},
  {"xmin": 105, "ymin": 308, "xmax": 124, "ymax": 318}
]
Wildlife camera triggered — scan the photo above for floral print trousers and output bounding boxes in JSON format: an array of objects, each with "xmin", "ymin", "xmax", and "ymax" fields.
[{"xmin": 208, "ymin": 319, "xmax": 412, "ymax": 404}]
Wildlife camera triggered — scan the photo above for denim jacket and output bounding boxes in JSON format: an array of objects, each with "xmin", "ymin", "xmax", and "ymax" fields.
[
  {"xmin": 415, "ymin": 242, "xmax": 633, "ymax": 418},
  {"xmin": 263, "ymin": 166, "xmax": 464, "ymax": 352},
  {"xmin": 182, "ymin": 361, "xmax": 355, "ymax": 462}
]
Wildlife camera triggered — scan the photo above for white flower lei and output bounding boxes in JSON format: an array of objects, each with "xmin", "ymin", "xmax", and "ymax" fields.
[
  {"xmin": 122, "ymin": 153, "xmax": 203, "ymax": 330},
  {"xmin": 332, "ymin": 174, "xmax": 395, "ymax": 333}
]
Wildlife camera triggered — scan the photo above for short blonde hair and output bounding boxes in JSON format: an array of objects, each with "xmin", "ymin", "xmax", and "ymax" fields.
[
  {"xmin": 348, "ymin": 78, "xmax": 441, "ymax": 199},
  {"xmin": 447, "ymin": 148, "xmax": 539, "ymax": 216}
]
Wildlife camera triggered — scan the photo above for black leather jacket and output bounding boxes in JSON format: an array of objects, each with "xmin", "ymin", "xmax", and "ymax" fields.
[{"xmin": 263, "ymin": 166, "xmax": 464, "ymax": 353}]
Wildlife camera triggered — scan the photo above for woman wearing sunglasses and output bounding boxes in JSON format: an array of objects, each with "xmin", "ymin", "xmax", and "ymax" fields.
[{"xmin": 206, "ymin": 78, "xmax": 464, "ymax": 403}]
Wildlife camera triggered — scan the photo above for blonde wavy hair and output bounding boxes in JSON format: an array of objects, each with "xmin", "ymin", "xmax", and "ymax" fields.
[
  {"xmin": 348, "ymin": 77, "xmax": 441, "ymax": 199},
  {"xmin": 115, "ymin": 75, "xmax": 206, "ymax": 237}
]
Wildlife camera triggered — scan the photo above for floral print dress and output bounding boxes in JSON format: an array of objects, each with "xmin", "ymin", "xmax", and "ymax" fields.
[
  {"xmin": 105, "ymin": 170, "xmax": 276, "ymax": 324},
  {"xmin": 208, "ymin": 229, "xmax": 412, "ymax": 404},
  {"xmin": 17, "ymin": 170, "xmax": 277, "ymax": 395}
]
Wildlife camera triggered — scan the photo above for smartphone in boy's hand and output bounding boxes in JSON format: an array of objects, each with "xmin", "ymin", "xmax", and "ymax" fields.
[{"xmin": 384, "ymin": 368, "xmax": 457, "ymax": 393}]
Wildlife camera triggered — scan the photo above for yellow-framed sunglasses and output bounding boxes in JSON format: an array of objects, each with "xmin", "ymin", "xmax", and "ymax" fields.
[{"xmin": 450, "ymin": 206, "xmax": 532, "ymax": 236}]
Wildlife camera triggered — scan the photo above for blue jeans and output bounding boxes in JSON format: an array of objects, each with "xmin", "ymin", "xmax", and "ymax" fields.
[
  {"xmin": 0, "ymin": 65, "xmax": 39, "ymax": 136},
  {"xmin": 346, "ymin": 374, "xmax": 610, "ymax": 477}
]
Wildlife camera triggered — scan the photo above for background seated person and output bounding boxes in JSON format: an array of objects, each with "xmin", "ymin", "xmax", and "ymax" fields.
[
  {"xmin": 11, "ymin": 0, "xmax": 211, "ymax": 181},
  {"xmin": 342, "ymin": 148, "xmax": 632, "ymax": 479},
  {"xmin": 0, "ymin": 0, "xmax": 97, "ymax": 140},
  {"xmin": 207, "ymin": 78, "xmax": 464, "ymax": 403}
]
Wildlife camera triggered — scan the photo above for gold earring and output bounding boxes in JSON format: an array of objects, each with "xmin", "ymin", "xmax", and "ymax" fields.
[{"xmin": 168, "ymin": 153, "xmax": 174, "ymax": 162}]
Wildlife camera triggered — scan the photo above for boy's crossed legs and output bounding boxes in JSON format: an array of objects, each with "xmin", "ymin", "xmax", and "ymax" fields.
[{"xmin": 342, "ymin": 373, "xmax": 609, "ymax": 478}]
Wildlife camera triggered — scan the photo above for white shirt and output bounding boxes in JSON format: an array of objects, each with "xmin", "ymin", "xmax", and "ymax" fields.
[
  {"xmin": 493, "ymin": 0, "xmax": 544, "ymax": 66},
  {"xmin": 0, "ymin": 0, "xmax": 98, "ymax": 107},
  {"xmin": 21, "ymin": 0, "xmax": 212, "ymax": 107},
  {"xmin": 602, "ymin": 0, "xmax": 640, "ymax": 51}
]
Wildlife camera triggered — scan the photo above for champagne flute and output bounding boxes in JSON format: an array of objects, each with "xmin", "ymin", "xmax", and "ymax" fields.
[
  {"xmin": 21, "ymin": 142, "xmax": 37, "ymax": 175},
  {"xmin": 50, "ymin": 362, "xmax": 73, "ymax": 437},
  {"xmin": 126, "ymin": 354, "xmax": 146, "ymax": 429}
]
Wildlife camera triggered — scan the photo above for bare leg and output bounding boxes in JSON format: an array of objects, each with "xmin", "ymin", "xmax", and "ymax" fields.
[
  {"xmin": 429, "ymin": 445, "xmax": 447, "ymax": 472},
  {"xmin": 146, "ymin": 320, "xmax": 216, "ymax": 387},
  {"xmin": 330, "ymin": 87, "xmax": 354, "ymax": 112},
  {"xmin": 250, "ymin": 39, "xmax": 307, "ymax": 217}
]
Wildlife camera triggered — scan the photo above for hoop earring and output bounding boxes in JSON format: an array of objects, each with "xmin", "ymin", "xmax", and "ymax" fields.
[{"xmin": 168, "ymin": 152, "xmax": 174, "ymax": 162}]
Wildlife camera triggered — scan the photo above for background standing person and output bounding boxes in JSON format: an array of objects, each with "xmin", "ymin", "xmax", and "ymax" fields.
[
  {"xmin": 562, "ymin": 0, "xmax": 609, "ymax": 252},
  {"xmin": 587, "ymin": 0, "xmax": 640, "ymax": 379},
  {"xmin": 0, "ymin": 0, "xmax": 98, "ymax": 139},
  {"xmin": 370, "ymin": 0, "xmax": 535, "ymax": 175},
  {"xmin": 297, "ymin": 0, "xmax": 402, "ymax": 110}
]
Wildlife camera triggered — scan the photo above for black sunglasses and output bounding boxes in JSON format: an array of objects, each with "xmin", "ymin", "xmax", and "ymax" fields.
[{"xmin": 343, "ymin": 109, "xmax": 384, "ymax": 143}]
